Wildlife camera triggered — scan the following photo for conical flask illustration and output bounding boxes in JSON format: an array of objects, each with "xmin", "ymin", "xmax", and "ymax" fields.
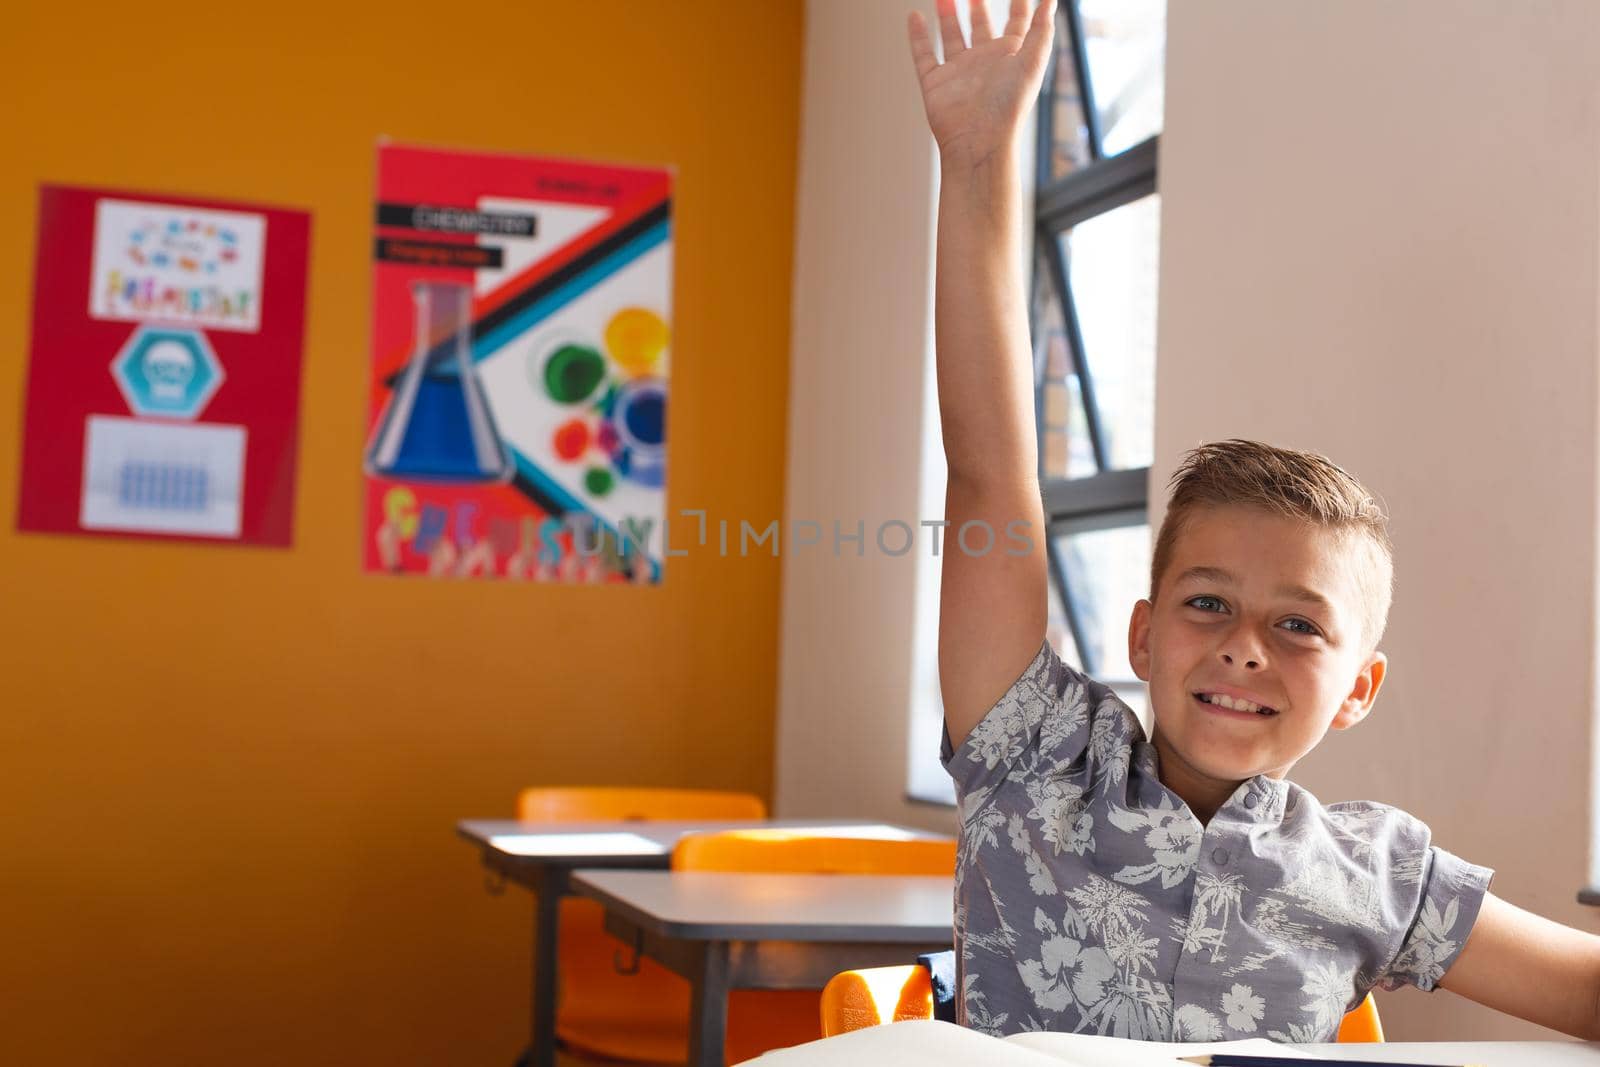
[{"xmin": 365, "ymin": 282, "xmax": 513, "ymax": 483}]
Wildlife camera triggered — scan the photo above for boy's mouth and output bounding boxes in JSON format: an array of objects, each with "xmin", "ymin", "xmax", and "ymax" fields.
[{"xmin": 1193, "ymin": 691, "xmax": 1279, "ymax": 717}]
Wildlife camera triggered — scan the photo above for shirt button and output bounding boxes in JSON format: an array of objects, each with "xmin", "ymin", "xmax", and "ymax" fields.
[
  {"xmin": 1211, "ymin": 847, "xmax": 1230, "ymax": 866},
  {"xmin": 1244, "ymin": 793, "xmax": 1259, "ymax": 809}
]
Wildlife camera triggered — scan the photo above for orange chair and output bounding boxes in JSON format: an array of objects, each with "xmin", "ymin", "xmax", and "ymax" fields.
[
  {"xmin": 670, "ymin": 829, "xmax": 958, "ymax": 876},
  {"xmin": 819, "ymin": 964, "xmax": 936, "ymax": 1035},
  {"xmin": 518, "ymin": 787, "xmax": 765, "ymax": 824},
  {"xmin": 821, "ymin": 965, "xmax": 1385, "ymax": 1043},
  {"xmin": 1336, "ymin": 992, "xmax": 1385, "ymax": 1042},
  {"xmin": 515, "ymin": 787, "xmax": 766, "ymax": 1064},
  {"xmin": 670, "ymin": 829, "xmax": 958, "ymax": 1065}
]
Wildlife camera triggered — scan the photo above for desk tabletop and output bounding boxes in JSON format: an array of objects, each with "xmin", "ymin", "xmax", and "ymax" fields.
[
  {"xmin": 571, "ymin": 869, "xmax": 954, "ymax": 942},
  {"xmin": 457, "ymin": 819, "xmax": 948, "ymax": 867}
]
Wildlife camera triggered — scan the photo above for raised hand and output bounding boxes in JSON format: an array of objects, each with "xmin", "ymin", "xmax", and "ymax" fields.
[{"xmin": 907, "ymin": 0, "xmax": 1057, "ymax": 168}]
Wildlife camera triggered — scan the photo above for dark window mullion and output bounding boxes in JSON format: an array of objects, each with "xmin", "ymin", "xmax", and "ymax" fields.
[
  {"xmin": 1029, "ymin": 235, "xmax": 1049, "ymax": 481},
  {"xmin": 1043, "ymin": 467, "xmax": 1148, "ymax": 523},
  {"xmin": 1040, "ymin": 225, "xmax": 1109, "ymax": 472},
  {"xmin": 1047, "ymin": 536, "xmax": 1097, "ymax": 676},
  {"xmin": 1034, "ymin": 17, "xmax": 1058, "ymax": 194},
  {"xmin": 1036, "ymin": 137, "xmax": 1158, "ymax": 233},
  {"xmin": 1063, "ymin": 1, "xmax": 1103, "ymax": 161},
  {"xmin": 1028, "ymin": 235, "xmax": 1046, "ymax": 386},
  {"xmin": 1048, "ymin": 505, "xmax": 1147, "ymax": 539}
]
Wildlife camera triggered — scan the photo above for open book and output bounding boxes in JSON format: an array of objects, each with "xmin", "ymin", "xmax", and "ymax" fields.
[{"xmin": 740, "ymin": 1020, "xmax": 1316, "ymax": 1066}]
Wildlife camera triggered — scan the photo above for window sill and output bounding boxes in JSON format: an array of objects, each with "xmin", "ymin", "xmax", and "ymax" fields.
[{"xmin": 903, "ymin": 789, "xmax": 956, "ymax": 810}]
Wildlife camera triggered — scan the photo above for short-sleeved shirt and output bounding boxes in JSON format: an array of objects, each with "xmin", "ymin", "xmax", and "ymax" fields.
[{"xmin": 941, "ymin": 638, "xmax": 1494, "ymax": 1042}]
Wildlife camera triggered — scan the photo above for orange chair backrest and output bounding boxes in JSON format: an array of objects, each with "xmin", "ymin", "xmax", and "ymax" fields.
[
  {"xmin": 821, "ymin": 965, "xmax": 932, "ymax": 1036},
  {"xmin": 1336, "ymin": 993, "xmax": 1384, "ymax": 1043},
  {"xmin": 516, "ymin": 786, "xmax": 766, "ymax": 823},
  {"xmin": 670, "ymin": 829, "xmax": 957, "ymax": 875}
]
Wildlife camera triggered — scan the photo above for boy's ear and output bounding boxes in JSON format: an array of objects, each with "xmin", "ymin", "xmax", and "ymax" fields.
[
  {"xmin": 1128, "ymin": 598, "xmax": 1153, "ymax": 682},
  {"xmin": 1331, "ymin": 651, "xmax": 1387, "ymax": 731}
]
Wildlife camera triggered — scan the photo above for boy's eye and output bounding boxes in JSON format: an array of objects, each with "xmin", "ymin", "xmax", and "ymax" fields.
[
  {"xmin": 1280, "ymin": 617, "xmax": 1320, "ymax": 636},
  {"xmin": 1186, "ymin": 595, "xmax": 1225, "ymax": 613}
]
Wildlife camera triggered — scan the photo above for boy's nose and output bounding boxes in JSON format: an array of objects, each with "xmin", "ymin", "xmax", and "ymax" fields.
[{"xmin": 1219, "ymin": 651, "xmax": 1262, "ymax": 670}]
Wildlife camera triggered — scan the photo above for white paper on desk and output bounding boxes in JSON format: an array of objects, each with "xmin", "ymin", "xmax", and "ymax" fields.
[
  {"xmin": 739, "ymin": 1020, "xmax": 1064, "ymax": 1066},
  {"xmin": 1008, "ymin": 1032, "xmax": 1314, "ymax": 1063},
  {"xmin": 740, "ymin": 1020, "xmax": 1314, "ymax": 1067},
  {"xmin": 487, "ymin": 832, "xmax": 662, "ymax": 856}
]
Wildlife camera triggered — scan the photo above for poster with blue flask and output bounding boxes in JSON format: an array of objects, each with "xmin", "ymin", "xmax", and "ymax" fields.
[{"xmin": 362, "ymin": 143, "xmax": 672, "ymax": 582}]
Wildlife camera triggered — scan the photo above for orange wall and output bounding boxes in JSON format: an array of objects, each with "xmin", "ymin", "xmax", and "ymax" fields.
[{"xmin": 0, "ymin": 3, "xmax": 801, "ymax": 1063}]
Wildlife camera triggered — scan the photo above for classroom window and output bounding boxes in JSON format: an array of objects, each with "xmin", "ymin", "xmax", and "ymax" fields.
[
  {"xmin": 907, "ymin": 0, "xmax": 1163, "ymax": 806},
  {"xmin": 1035, "ymin": 0, "xmax": 1161, "ymax": 715}
]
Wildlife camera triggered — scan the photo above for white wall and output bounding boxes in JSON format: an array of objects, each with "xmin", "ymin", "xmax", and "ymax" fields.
[
  {"xmin": 773, "ymin": 0, "xmax": 952, "ymax": 833},
  {"xmin": 773, "ymin": 0, "xmax": 1032, "ymax": 831},
  {"xmin": 1158, "ymin": 0, "xmax": 1600, "ymax": 1041}
]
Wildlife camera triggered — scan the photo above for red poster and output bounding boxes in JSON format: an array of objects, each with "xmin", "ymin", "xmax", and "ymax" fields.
[{"xmin": 15, "ymin": 184, "xmax": 311, "ymax": 546}]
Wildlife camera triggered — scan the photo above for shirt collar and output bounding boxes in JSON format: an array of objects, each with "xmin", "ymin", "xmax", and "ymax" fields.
[
  {"xmin": 1228, "ymin": 774, "xmax": 1289, "ymax": 822},
  {"xmin": 1131, "ymin": 740, "xmax": 1289, "ymax": 824}
]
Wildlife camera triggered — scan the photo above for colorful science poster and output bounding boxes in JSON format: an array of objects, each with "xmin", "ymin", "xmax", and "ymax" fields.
[
  {"xmin": 15, "ymin": 185, "xmax": 311, "ymax": 546},
  {"xmin": 363, "ymin": 144, "xmax": 672, "ymax": 582}
]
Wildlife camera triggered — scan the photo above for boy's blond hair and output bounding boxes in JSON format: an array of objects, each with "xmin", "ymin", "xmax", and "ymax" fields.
[{"xmin": 1150, "ymin": 439, "xmax": 1394, "ymax": 651}]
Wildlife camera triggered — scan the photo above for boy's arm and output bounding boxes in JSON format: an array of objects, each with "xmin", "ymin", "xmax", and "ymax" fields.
[
  {"xmin": 1437, "ymin": 891, "xmax": 1600, "ymax": 1039},
  {"xmin": 907, "ymin": 0, "xmax": 1057, "ymax": 750}
]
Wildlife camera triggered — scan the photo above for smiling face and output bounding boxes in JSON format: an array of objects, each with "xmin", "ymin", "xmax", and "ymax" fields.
[{"xmin": 1128, "ymin": 504, "xmax": 1387, "ymax": 812}]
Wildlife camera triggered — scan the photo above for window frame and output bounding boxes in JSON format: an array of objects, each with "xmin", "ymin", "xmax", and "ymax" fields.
[{"xmin": 1031, "ymin": 2, "xmax": 1160, "ymax": 680}]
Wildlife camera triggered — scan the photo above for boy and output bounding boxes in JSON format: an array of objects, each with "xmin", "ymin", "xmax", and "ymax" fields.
[{"xmin": 907, "ymin": 0, "xmax": 1600, "ymax": 1041}]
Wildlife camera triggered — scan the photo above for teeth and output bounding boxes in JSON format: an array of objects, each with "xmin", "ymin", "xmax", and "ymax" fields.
[{"xmin": 1200, "ymin": 693, "xmax": 1273, "ymax": 715}]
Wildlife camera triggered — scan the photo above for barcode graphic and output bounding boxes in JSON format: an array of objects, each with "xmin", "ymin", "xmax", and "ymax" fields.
[{"xmin": 117, "ymin": 462, "xmax": 210, "ymax": 512}]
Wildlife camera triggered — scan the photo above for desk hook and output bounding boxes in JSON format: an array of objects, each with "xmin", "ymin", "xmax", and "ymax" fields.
[
  {"xmin": 613, "ymin": 930, "xmax": 644, "ymax": 976},
  {"xmin": 483, "ymin": 870, "xmax": 507, "ymax": 896}
]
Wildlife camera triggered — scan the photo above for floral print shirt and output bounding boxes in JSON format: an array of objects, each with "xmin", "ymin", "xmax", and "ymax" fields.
[{"xmin": 941, "ymin": 638, "xmax": 1494, "ymax": 1042}]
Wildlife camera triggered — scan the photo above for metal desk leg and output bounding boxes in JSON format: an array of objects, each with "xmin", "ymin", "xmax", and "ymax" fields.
[
  {"xmin": 686, "ymin": 940, "xmax": 731, "ymax": 1067},
  {"xmin": 525, "ymin": 868, "xmax": 565, "ymax": 1067}
]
